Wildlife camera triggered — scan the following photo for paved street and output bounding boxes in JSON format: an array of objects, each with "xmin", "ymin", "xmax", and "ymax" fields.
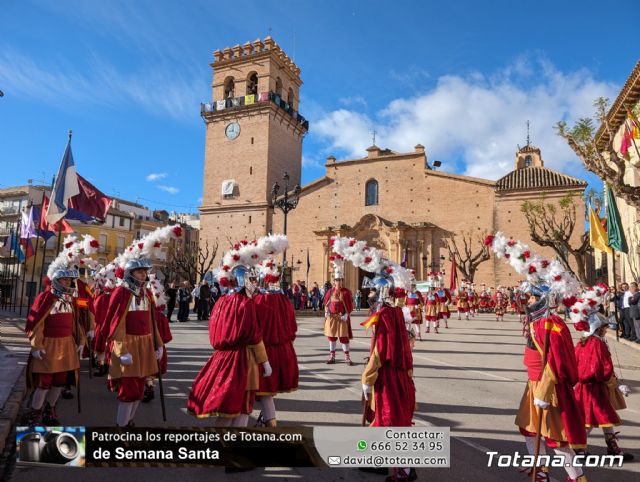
[{"xmin": 4, "ymin": 310, "xmax": 640, "ymax": 481}]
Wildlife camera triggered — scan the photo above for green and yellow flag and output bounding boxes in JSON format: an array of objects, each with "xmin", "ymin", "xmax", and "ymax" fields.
[
  {"xmin": 605, "ymin": 184, "xmax": 629, "ymax": 254},
  {"xmin": 589, "ymin": 204, "xmax": 612, "ymax": 254}
]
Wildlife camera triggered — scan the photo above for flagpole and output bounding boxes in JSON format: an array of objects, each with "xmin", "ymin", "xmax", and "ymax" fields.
[
  {"xmin": 612, "ymin": 250, "xmax": 621, "ymax": 342},
  {"xmin": 18, "ymin": 203, "xmax": 32, "ymax": 315},
  {"xmin": 37, "ymin": 178, "xmax": 56, "ymax": 294},
  {"xmin": 10, "ymin": 220, "xmax": 21, "ymax": 312}
]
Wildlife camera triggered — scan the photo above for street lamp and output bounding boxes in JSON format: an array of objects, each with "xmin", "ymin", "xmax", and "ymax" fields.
[{"xmin": 271, "ymin": 171, "xmax": 301, "ymax": 289}]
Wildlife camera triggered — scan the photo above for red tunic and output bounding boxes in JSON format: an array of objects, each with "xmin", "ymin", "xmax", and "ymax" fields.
[
  {"xmin": 323, "ymin": 288, "xmax": 354, "ymax": 338},
  {"xmin": 254, "ymin": 292, "xmax": 299, "ymax": 394},
  {"xmin": 370, "ymin": 306, "xmax": 415, "ymax": 427},
  {"xmin": 92, "ymin": 291, "xmax": 111, "ymax": 353},
  {"xmin": 574, "ymin": 336, "xmax": 621, "ymax": 427},
  {"xmin": 187, "ymin": 292, "xmax": 264, "ymax": 417},
  {"xmin": 156, "ymin": 309, "xmax": 172, "ymax": 374},
  {"xmin": 529, "ymin": 316, "xmax": 586, "ymax": 446}
]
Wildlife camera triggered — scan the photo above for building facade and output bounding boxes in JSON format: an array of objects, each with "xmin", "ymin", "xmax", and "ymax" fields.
[
  {"xmin": 595, "ymin": 61, "xmax": 640, "ymax": 285},
  {"xmin": 199, "ymin": 37, "xmax": 588, "ymax": 293}
]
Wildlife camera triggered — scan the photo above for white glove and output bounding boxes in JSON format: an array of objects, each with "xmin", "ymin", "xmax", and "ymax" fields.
[
  {"xmin": 362, "ymin": 383, "xmax": 372, "ymax": 400},
  {"xmin": 533, "ymin": 397, "xmax": 550, "ymax": 409},
  {"xmin": 87, "ymin": 330, "xmax": 94, "ymax": 339},
  {"xmin": 96, "ymin": 352, "xmax": 105, "ymax": 363},
  {"xmin": 340, "ymin": 313, "xmax": 348, "ymax": 322},
  {"xmin": 262, "ymin": 361, "xmax": 272, "ymax": 377},
  {"xmin": 31, "ymin": 349, "xmax": 46, "ymax": 360},
  {"xmin": 155, "ymin": 346, "xmax": 164, "ymax": 361},
  {"xmin": 76, "ymin": 345, "xmax": 84, "ymax": 355},
  {"xmin": 120, "ymin": 353, "xmax": 133, "ymax": 366},
  {"xmin": 618, "ymin": 384, "xmax": 631, "ymax": 397}
]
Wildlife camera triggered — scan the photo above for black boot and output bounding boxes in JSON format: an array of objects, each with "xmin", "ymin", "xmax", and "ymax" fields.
[
  {"xmin": 42, "ymin": 403, "xmax": 60, "ymax": 425},
  {"xmin": 21, "ymin": 408, "xmax": 42, "ymax": 426},
  {"xmin": 606, "ymin": 432, "xmax": 634, "ymax": 461},
  {"xmin": 61, "ymin": 388, "xmax": 74, "ymax": 399},
  {"xmin": 142, "ymin": 384, "xmax": 155, "ymax": 403}
]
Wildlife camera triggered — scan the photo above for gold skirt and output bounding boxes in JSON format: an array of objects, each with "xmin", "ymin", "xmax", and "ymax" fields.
[
  {"xmin": 515, "ymin": 380, "xmax": 567, "ymax": 442},
  {"xmin": 324, "ymin": 314, "xmax": 350, "ymax": 338}
]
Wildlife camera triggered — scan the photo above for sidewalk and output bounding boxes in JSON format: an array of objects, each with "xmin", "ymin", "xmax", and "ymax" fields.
[
  {"xmin": 0, "ymin": 309, "xmax": 29, "ymax": 474},
  {"xmin": 605, "ymin": 330, "xmax": 640, "ymax": 351}
]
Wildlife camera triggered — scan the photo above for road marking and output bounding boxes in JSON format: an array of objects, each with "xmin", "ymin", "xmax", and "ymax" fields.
[{"xmin": 299, "ymin": 326, "xmax": 518, "ymax": 382}]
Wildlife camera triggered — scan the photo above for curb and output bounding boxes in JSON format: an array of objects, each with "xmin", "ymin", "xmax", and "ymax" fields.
[
  {"xmin": 0, "ymin": 365, "xmax": 27, "ymax": 477},
  {"xmin": 605, "ymin": 331, "xmax": 640, "ymax": 351}
]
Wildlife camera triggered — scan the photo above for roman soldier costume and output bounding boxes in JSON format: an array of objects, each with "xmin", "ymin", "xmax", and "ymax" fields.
[
  {"xmin": 456, "ymin": 281, "xmax": 470, "ymax": 320},
  {"xmin": 494, "ymin": 287, "xmax": 508, "ymax": 321},
  {"xmin": 488, "ymin": 232, "xmax": 587, "ymax": 482},
  {"xmin": 187, "ymin": 236, "xmax": 286, "ymax": 427},
  {"xmin": 435, "ymin": 276, "xmax": 451, "ymax": 329},
  {"xmin": 479, "ymin": 285, "xmax": 490, "ymax": 313},
  {"xmin": 405, "ymin": 284, "xmax": 424, "ymax": 341},
  {"xmin": 92, "ymin": 262, "xmax": 118, "ymax": 376},
  {"xmin": 570, "ymin": 287, "xmax": 633, "ymax": 461},
  {"xmin": 323, "ymin": 244, "xmax": 354, "ymax": 365},
  {"xmin": 253, "ymin": 251, "xmax": 299, "ymax": 427},
  {"xmin": 424, "ymin": 286, "xmax": 439, "ymax": 334},
  {"xmin": 23, "ymin": 235, "xmax": 97, "ymax": 425},
  {"xmin": 103, "ymin": 225, "xmax": 180, "ymax": 426},
  {"xmin": 330, "ymin": 235, "xmax": 417, "ymax": 481}
]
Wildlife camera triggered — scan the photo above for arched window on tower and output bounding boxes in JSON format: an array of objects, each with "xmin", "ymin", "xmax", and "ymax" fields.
[
  {"xmin": 524, "ymin": 155, "xmax": 532, "ymax": 167},
  {"xmin": 365, "ymin": 179, "xmax": 379, "ymax": 206},
  {"xmin": 275, "ymin": 77, "xmax": 283, "ymax": 97},
  {"xmin": 224, "ymin": 77, "xmax": 235, "ymax": 99},
  {"xmin": 246, "ymin": 72, "xmax": 258, "ymax": 96},
  {"xmin": 287, "ymin": 87, "xmax": 294, "ymax": 108}
]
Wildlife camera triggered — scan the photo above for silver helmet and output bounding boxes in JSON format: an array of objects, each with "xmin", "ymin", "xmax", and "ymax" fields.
[
  {"xmin": 124, "ymin": 258, "xmax": 152, "ymax": 290},
  {"xmin": 362, "ymin": 273, "xmax": 395, "ymax": 310},
  {"xmin": 50, "ymin": 268, "xmax": 79, "ymax": 296}
]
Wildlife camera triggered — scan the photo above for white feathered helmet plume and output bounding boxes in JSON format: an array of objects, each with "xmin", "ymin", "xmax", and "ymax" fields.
[
  {"xmin": 330, "ymin": 235, "xmax": 413, "ymax": 300},
  {"xmin": 568, "ymin": 284, "xmax": 612, "ymax": 336},
  {"xmin": 114, "ymin": 225, "xmax": 183, "ymax": 288},
  {"xmin": 148, "ymin": 273, "xmax": 168, "ymax": 309},
  {"xmin": 95, "ymin": 261, "xmax": 118, "ymax": 291},
  {"xmin": 258, "ymin": 258, "xmax": 282, "ymax": 287},
  {"xmin": 47, "ymin": 234, "xmax": 100, "ymax": 295},
  {"xmin": 218, "ymin": 234, "xmax": 288, "ymax": 289},
  {"xmin": 485, "ymin": 232, "xmax": 580, "ymax": 307}
]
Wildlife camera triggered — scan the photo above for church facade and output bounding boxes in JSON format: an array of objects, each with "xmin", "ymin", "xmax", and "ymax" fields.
[{"xmin": 199, "ymin": 37, "xmax": 587, "ymax": 292}]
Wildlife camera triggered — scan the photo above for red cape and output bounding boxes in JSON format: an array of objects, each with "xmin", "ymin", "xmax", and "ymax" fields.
[
  {"xmin": 323, "ymin": 287, "xmax": 354, "ymax": 338},
  {"xmin": 574, "ymin": 336, "xmax": 620, "ymax": 426},
  {"xmin": 370, "ymin": 305, "xmax": 415, "ymax": 427},
  {"xmin": 93, "ymin": 291, "xmax": 112, "ymax": 353},
  {"xmin": 532, "ymin": 315, "xmax": 586, "ymax": 446},
  {"xmin": 187, "ymin": 292, "xmax": 263, "ymax": 416},
  {"xmin": 254, "ymin": 292, "xmax": 299, "ymax": 394},
  {"xmin": 25, "ymin": 290, "xmax": 57, "ymax": 336}
]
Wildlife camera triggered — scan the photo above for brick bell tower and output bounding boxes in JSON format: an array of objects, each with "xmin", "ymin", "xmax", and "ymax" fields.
[{"xmin": 199, "ymin": 37, "xmax": 308, "ymax": 261}]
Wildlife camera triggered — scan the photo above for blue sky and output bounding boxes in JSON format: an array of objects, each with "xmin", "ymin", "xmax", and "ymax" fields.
[{"xmin": 0, "ymin": 0, "xmax": 638, "ymax": 212}]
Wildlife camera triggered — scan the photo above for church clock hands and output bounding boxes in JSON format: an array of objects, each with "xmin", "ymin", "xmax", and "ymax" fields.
[{"xmin": 225, "ymin": 122, "xmax": 240, "ymax": 140}]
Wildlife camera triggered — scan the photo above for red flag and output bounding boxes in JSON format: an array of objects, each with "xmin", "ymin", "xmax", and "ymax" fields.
[
  {"xmin": 42, "ymin": 195, "xmax": 73, "ymax": 233},
  {"xmin": 449, "ymin": 258, "xmax": 458, "ymax": 292},
  {"xmin": 67, "ymin": 174, "xmax": 112, "ymax": 223}
]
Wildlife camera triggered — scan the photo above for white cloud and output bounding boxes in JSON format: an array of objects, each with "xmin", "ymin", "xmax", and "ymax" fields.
[
  {"xmin": 146, "ymin": 172, "xmax": 168, "ymax": 181},
  {"xmin": 158, "ymin": 185, "xmax": 179, "ymax": 194},
  {"xmin": 0, "ymin": 46, "xmax": 204, "ymax": 122},
  {"xmin": 302, "ymin": 155, "xmax": 324, "ymax": 170},
  {"xmin": 339, "ymin": 96, "xmax": 368, "ymax": 109},
  {"xmin": 311, "ymin": 57, "xmax": 618, "ymax": 180}
]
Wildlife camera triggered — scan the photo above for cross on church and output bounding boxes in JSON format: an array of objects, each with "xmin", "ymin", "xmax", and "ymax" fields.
[
  {"xmin": 371, "ymin": 130, "xmax": 377, "ymax": 146},
  {"xmin": 526, "ymin": 120, "xmax": 531, "ymax": 146}
]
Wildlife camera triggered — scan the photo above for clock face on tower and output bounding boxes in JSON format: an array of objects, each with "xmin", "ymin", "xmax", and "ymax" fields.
[{"xmin": 225, "ymin": 122, "xmax": 240, "ymax": 140}]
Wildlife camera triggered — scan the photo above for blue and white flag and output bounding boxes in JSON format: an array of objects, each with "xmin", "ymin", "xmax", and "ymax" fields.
[{"xmin": 46, "ymin": 137, "xmax": 80, "ymax": 225}]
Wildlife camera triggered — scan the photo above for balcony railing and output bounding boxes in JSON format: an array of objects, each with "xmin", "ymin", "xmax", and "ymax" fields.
[{"xmin": 201, "ymin": 91, "xmax": 309, "ymax": 131}]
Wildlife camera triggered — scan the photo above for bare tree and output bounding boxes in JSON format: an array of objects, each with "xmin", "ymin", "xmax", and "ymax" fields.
[
  {"xmin": 444, "ymin": 231, "xmax": 491, "ymax": 282},
  {"xmin": 557, "ymin": 98, "xmax": 640, "ymax": 208},
  {"xmin": 521, "ymin": 193, "xmax": 591, "ymax": 283},
  {"xmin": 162, "ymin": 239, "xmax": 218, "ymax": 285}
]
